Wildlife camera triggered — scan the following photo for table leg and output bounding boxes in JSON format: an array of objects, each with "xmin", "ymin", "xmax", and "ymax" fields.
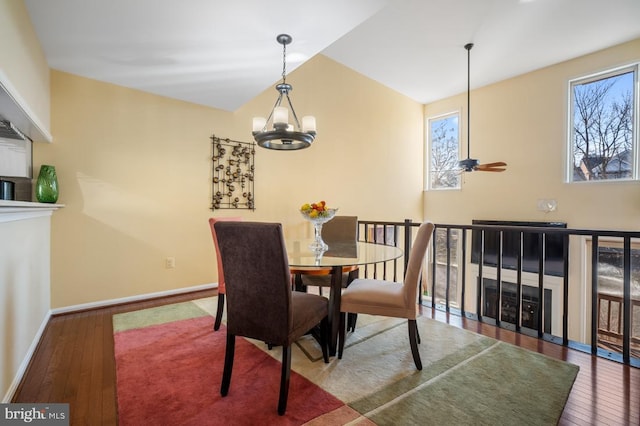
[{"xmin": 327, "ymin": 265, "xmax": 342, "ymax": 356}]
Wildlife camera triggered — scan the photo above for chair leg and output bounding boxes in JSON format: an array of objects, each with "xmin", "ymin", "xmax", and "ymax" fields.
[
  {"xmin": 214, "ymin": 293, "xmax": 225, "ymax": 331},
  {"xmin": 338, "ymin": 312, "xmax": 346, "ymax": 359},
  {"xmin": 293, "ymin": 274, "xmax": 307, "ymax": 292},
  {"xmin": 347, "ymin": 313, "xmax": 358, "ymax": 332},
  {"xmin": 320, "ymin": 316, "xmax": 329, "ymax": 363},
  {"xmin": 278, "ymin": 345, "xmax": 292, "ymax": 415},
  {"xmin": 220, "ymin": 333, "xmax": 235, "ymax": 396},
  {"xmin": 408, "ymin": 320, "xmax": 422, "ymax": 370}
]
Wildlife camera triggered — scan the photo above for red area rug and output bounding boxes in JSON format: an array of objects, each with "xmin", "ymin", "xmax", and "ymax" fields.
[{"xmin": 114, "ymin": 316, "xmax": 344, "ymax": 425}]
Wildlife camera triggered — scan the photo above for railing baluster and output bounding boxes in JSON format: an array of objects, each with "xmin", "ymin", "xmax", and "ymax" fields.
[
  {"xmin": 430, "ymin": 230, "xmax": 436, "ymax": 308},
  {"xmin": 623, "ymin": 236, "xmax": 631, "ymax": 364},
  {"xmin": 393, "ymin": 224, "xmax": 400, "ymax": 283},
  {"xmin": 445, "ymin": 228, "xmax": 451, "ymax": 312},
  {"xmin": 537, "ymin": 233, "xmax": 545, "ymax": 338},
  {"xmin": 477, "ymin": 230, "xmax": 484, "ymax": 323},
  {"xmin": 562, "ymin": 233, "xmax": 570, "ymax": 346},
  {"xmin": 516, "ymin": 231, "xmax": 523, "ymax": 333},
  {"xmin": 496, "ymin": 230, "xmax": 503, "ymax": 327},
  {"xmin": 591, "ymin": 235, "xmax": 599, "ymax": 355},
  {"xmin": 461, "ymin": 229, "xmax": 467, "ymax": 316}
]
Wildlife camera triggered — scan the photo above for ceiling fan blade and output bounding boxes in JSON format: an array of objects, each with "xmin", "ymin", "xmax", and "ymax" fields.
[
  {"xmin": 478, "ymin": 161, "xmax": 506, "ymax": 168},
  {"xmin": 477, "ymin": 167, "xmax": 506, "ymax": 172},
  {"xmin": 475, "ymin": 163, "xmax": 507, "ymax": 172}
]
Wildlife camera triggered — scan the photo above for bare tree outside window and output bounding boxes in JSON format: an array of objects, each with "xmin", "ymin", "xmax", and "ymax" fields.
[
  {"xmin": 570, "ymin": 67, "xmax": 636, "ymax": 182},
  {"xmin": 428, "ymin": 113, "xmax": 460, "ymax": 189}
]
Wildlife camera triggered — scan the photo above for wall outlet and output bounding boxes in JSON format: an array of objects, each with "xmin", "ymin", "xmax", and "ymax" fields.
[{"xmin": 165, "ymin": 257, "xmax": 176, "ymax": 269}]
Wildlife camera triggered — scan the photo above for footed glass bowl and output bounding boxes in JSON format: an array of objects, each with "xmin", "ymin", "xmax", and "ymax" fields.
[{"xmin": 300, "ymin": 208, "xmax": 337, "ymax": 251}]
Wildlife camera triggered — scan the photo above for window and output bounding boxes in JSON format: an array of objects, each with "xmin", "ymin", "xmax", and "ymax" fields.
[
  {"xmin": 586, "ymin": 238, "xmax": 640, "ymax": 357},
  {"xmin": 427, "ymin": 112, "xmax": 460, "ymax": 190},
  {"xmin": 568, "ymin": 64, "xmax": 638, "ymax": 182},
  {"xmin": 429, "ymin": 227, "xmax": 460, "ymax": 308}
]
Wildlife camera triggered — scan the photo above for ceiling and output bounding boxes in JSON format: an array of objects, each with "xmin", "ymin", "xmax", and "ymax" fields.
[{"xmin": 24, "ymin": 0, "xmax": 640, "ymax": 112}]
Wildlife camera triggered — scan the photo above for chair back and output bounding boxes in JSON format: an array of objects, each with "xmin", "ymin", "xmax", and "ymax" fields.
[
  {"xmin": 214, "ymin": 221, "xmax": 293, "ymax": 345},
  {"xmin": 209, "ymin": 217, "xmax": 242, "ymax": 294},
  {"xmin": 322, "ymin": 215, "xmax": 358, "ymax": 243},
  {"xmin": 403, "ymin": 222, "xmax": 435, "ymax": 308}
]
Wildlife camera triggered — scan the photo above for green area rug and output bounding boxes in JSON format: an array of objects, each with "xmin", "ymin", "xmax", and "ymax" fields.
[{"xmin": 113, "ymin": 296, "xmax": 579, "ymax": 425}]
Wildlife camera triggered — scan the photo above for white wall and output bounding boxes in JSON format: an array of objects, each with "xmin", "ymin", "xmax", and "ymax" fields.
[{"xmin": 0, "ymin": 211, "xmax": 54, "ymax": 401}]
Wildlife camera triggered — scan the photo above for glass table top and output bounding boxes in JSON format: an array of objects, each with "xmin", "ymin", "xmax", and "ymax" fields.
[{"xmin": 285, "ymin": 239, "xmax": 403, "ymax": 268}]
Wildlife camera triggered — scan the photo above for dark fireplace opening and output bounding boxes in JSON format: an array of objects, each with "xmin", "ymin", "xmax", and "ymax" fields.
[{"xmin": 483, "ymin": 278, "xmax": 552, "ymax": 334}]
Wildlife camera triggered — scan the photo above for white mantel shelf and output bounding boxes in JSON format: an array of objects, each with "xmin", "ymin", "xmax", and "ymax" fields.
[{"xmin": 0, "ymin": 200, "xmax": 64, "ymax": 223}]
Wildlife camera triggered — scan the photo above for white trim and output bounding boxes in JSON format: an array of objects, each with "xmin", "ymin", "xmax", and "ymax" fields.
[
  {"xmin": 0, "ymin": 202, "xmax": 64, "ymax": 223},
  {"xmin": 566, "ymin": 62, "xmax": 639, "ymax": 183},
  {"xmin": 425, "ymin": 110, "xmax": 462, "ymax": 191},
  {"xmin": 50, "ymin": 282, "xmax": 218, "ymax": 315},
  {"xmin": 2, "ymin": 311, "xmax": 52, "ymax": 403},
  {"xmin": 0, "ymin": 69, "xmax": 52, "ymax": 143}
]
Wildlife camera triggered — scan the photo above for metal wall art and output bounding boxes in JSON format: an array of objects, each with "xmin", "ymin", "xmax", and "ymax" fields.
[{"xmin": 210, "ymin": 134, "xmax": 255, "ymax": 210}]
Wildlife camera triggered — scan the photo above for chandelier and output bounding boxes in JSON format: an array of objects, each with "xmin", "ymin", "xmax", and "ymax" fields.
[{"xmin": 252, "ymin": 34, "xmax": 316, "ymax": 150}]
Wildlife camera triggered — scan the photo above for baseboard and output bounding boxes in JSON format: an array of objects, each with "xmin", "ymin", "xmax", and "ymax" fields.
[
  {"xmin": 50, "ymin": 283, "xmax": 218, "ymax": 315},
  {"xmin": 2, "ymin": 310, "xmax": 51, "ymax": 403}
]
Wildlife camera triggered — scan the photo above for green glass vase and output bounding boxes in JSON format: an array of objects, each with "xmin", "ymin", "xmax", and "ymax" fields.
[{"xmin": 35, "ymin": 165, "xmax": 59, "ymax": 203}]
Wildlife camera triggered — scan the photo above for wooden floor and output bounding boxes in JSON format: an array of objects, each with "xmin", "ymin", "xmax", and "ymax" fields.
[{"xmin": 12, "ymin": 289, "xmax": 640, "ymax": 425}]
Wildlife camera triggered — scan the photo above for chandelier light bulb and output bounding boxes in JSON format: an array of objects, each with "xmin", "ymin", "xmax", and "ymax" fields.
[
  {"xmin": 273, "ymin": 106, "xmax": 288, "ymax": 126},
  {"xmin": 302, "ymin": 116, "xmax": 316, "ymax": 133},
  {"xmin": 252, "ymin": 117, "xmax": 266, "ymax": 132}
]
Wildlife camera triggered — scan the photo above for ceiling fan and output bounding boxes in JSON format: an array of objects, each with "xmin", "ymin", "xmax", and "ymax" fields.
[{"xmin": 458, "ymin": 43, "xmax": 507, "ymax": 173}]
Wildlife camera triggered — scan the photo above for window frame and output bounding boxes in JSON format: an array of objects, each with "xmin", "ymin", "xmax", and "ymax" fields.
[
  {"xmin": 566, "ymin": 63, "xmax": 639, "ymax": 183},
  {"xmin": 426, "ymin": 110, "xmax": 461, "ymax": 191}
]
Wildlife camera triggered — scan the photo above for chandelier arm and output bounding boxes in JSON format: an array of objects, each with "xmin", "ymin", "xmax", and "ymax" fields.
[{"xmin": 284, "ymin": 92, "xmax": 302, "ymax": 130}]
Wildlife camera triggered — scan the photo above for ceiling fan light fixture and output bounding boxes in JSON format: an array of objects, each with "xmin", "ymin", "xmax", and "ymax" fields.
[
  {"xmin": 459, "ymin": 158, "xmax": 479, "ymax": 172},
  {"xmin": 252, "ymin": 34, "xmax": 316, "ymax": 151}
]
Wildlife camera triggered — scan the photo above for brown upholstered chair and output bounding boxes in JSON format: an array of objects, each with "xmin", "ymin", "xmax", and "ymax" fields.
[
  {"xmin": 208, "ymin": 217, "xmax": 242, "ymax": 331},
  {"xmin": 214, "ymin": 221, "xmax": 330, "ymax": 416},
  {"xmin": 338, "ymin": 221, "xmax": 435, "ymax": 370}
]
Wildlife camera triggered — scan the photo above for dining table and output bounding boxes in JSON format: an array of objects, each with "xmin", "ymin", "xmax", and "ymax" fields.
[{"xmin": 285, "ymin": 238, "xmax": 403, "ymax": 355}]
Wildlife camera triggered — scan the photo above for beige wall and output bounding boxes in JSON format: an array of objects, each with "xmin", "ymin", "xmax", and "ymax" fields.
[
  {"xmin": 424, "ymin": 37, "xmax": 640, "ymax": 229},
  {"xmin": 0, "ymin": 0, "xmax": 50, "ymax": 133},
  {"xmin": 38, "ymin": 54, "xmax": 424, "ymax": 308},
  {"xmin": 424, "ymin": 38, "xmax": 640, "ymax": 342}
]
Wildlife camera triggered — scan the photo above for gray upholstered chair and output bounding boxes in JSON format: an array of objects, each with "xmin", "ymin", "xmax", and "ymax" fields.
[
  {"xmin": 292, "ymin": 215, "xmax": 359, "ymax": 331},
  {"xmin": 208, "ymin": 216, "xmax": 242, "ymax": 331},
  {"xmin": 292, "ymin": 215, "xmax": 359, "ymax": 296},
  {"xmin": 214, "ymin": 221, "xmax": 330, "ymax": 416},
  {"xmin": 337, "ymin": 221, "xmax": 435, "ymax": 370}
]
